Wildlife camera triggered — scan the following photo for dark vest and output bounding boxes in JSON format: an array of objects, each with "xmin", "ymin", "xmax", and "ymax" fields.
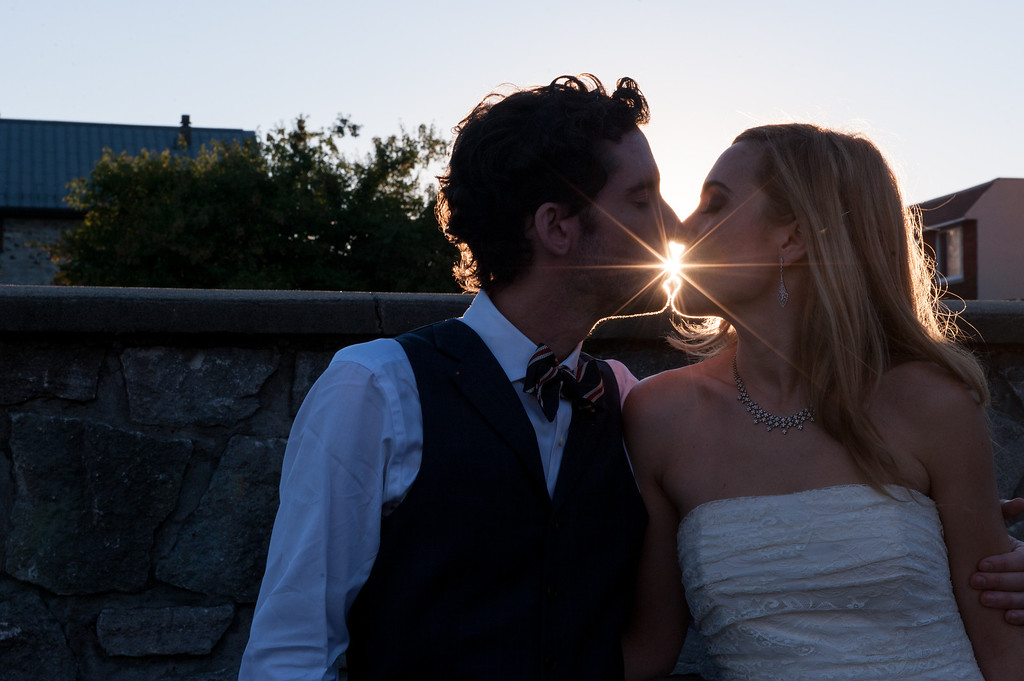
[{"xmin": 346, "ymin": 320, "xmax": 647, "ymax": 681}]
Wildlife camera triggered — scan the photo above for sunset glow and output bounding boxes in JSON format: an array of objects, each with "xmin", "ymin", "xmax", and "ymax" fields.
[{"xmin": 661, "ymin": 241, "xmax": 685, "ymax": 299}]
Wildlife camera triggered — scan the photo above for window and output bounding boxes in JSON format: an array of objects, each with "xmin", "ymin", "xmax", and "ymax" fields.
[{"xmin": 935, "ymin": 226, "xmax": 964, "ymax": 283}]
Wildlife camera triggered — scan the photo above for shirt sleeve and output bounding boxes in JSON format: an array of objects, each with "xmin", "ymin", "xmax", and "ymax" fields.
[
  {"xmin": 238, "ymin": 340, "xmax": 420, "ymax": 681},
  {"xmin": 603, "ymin": 358, "xmax": 639, "ymax": 407}
]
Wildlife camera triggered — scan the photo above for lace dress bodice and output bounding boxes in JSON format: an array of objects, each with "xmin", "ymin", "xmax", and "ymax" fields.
[{"xmin": 677, "ymin": 485, "xmax": 983, "ymax": 680}]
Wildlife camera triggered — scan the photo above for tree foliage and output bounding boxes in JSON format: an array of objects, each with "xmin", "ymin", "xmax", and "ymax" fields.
[{"xmin": 50, "ymin": 117, "xmax": 460, "ymax": 291}]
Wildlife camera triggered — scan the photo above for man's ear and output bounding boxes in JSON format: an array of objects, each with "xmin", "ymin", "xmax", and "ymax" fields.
[
  {"xmin": 778, "ymin": 220, "xmax": 807, "ymax": 264},
  {"xmin": 531, "ymin": 201, "xmax": 576, "ymax": 257}
]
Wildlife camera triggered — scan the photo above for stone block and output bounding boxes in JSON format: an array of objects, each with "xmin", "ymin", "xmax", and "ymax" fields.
[
  {"xmin": 96, "ymin": 604, "xmax": 235, "ymax": 656},
  {"xmin": 588, "ymin": 340, "xmax": 691, "ymax": 381},
  {"xmin": 1010, "ymin": 519, "xmax": 1024, "ymax": 541},
  {"xmin": 156, "ymin": 669, "xmax": 237, "ymax": 681},
  {"xmin": 157, "ymin": 435, "xmax": 285, "ymax": 601},
  {"xmin": 122, "ymin": 347, "xmax": 279, "ymax": 427},
  {"xmin": 5, "ymin": 414, "xmax": 192, "ymax": 594},
  {"xmin": 0, "ymin": 422, "xmax": 12, "ymax": 568},
  {"xmin": 0, "ymin": 580, "xmax": 77, "ymax": 681},
  {"xmin": 292, "ymin": 350, "xmax": 335, "ymax": 414},
  {"xmin": 0, "ymin": 342, "xmax": 104, "ymax": 404},
  {"xmin": 989, "ymin": 409, "xmax": 1024, "ymax": 500},
  {"xmin": 1001, "ymin": 364, "xmax": 1024, "ymax": 409}
]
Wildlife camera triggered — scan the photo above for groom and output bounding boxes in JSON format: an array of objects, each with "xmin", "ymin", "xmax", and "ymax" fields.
[
  {"xmin": 239, "ymin": 75, "xmax": 1024, "ymax": 681},
  {"xmin": 240, "ymin": 74, "xmax": 673, "ymax": 681}
]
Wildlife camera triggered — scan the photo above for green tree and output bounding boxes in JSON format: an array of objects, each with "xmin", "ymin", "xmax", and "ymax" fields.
[{"xmin": 50, "ymin": 117, "xmax": 460, "ymax": 292}]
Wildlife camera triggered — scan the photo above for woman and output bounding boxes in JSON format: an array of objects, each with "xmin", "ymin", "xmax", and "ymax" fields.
[{"xmin": 623, "ymin": 123, "xmax": 1024, "ymax": 680}]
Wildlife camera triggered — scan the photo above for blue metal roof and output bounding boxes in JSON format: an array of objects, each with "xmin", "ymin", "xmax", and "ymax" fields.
[{"xmin": 0, "ymin": 117, "xmax": 256, "ymax": 212}]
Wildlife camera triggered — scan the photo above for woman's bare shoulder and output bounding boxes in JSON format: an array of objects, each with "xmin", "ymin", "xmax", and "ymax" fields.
[
  {"xmin": 626, "ymin": 361, "xmax": 720, "ymax": 417},
  {"xmin": 624, "ymin": 358, "xmax": 730, "ymax": 455},
  {"xmin": 873, "ymin": 360, "xmax": 989, "ymax": 472},
  {"xmin": 877, "ymin": 360, "xmax": 983, "ymax": 417}
]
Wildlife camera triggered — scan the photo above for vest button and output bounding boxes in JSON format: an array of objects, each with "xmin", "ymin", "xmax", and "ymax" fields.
[
  {"xmin": 543, "ymin": 654, "xmax": 557, "ymax": 670},
  {"xmin": 546, "ymin": 584, "xmax": 558, "ymax": 598}
]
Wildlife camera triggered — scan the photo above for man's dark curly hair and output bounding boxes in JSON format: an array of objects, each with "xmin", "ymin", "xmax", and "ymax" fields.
[{"xmin": 436, "ymin": 74, "xmax": 650, "ymax": 292}]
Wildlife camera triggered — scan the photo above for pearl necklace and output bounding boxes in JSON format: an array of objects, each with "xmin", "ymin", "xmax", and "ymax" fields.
[{"xmin": 732, "ymin": 356, "xmax": 814, "ymax": 434}]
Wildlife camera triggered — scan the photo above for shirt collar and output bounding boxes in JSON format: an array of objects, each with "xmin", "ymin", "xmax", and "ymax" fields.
[{"xmin": 460, "ymin": 290, "xmax": 583, "ymax": 383}]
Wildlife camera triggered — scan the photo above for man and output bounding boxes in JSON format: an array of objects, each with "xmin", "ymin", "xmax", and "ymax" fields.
[
  {"xmin": 240, "ymin": 75, "xmax": 1024, "ymax": 681},
  {"xmin": 241, "ymin": 75, "xmax": 670, "ymax": 681}
]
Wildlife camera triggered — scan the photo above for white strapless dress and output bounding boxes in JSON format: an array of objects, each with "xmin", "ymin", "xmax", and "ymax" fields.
[{"xmin": 677, "ymin": 485, "xmax": 984, "ymax": 680}]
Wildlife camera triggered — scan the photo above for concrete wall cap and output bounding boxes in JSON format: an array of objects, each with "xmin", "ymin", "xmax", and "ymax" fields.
[{"xmin": 1, "ymin": 285, "xmax": 1022, "ymax": 343}]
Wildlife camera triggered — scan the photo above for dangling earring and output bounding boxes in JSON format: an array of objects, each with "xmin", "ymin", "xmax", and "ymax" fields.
[{"xmin": 777, "ymin": 256, "xmax": 789, "ymax": 308}]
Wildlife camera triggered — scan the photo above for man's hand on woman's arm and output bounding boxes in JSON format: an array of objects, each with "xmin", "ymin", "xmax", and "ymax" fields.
[{"xmin": 970, "ymin": 498, "xmax": 1024, "ymax": 624}]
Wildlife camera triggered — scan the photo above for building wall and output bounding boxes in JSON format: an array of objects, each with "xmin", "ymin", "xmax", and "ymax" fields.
[
  {"xmin": 1, "ymin": 288, "xmax": 1023, "ymax": 681},
  {"xmin": 923, "ymin": 220, "xmax": 979, "ymax": 300},
  {"xmin": 0, "ymin": 216, "xmax": 80, "ymax": 285},
  {"xmin": 972, "ymin": 178, "xmax": 1024, "ymax": 300}
]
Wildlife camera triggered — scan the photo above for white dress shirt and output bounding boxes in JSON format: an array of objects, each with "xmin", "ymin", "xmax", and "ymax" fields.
[{"xmin": 238, "ymin": 291, "xmax": 637, "ymax": 681}]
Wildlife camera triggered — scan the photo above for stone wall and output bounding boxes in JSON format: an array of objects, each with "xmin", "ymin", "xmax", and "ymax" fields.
[{"xmin": 1, "ymin": 286, "xmax": 1023, "ymax": 680}]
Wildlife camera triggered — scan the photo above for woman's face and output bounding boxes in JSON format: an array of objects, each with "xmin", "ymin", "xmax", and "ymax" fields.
[{"xmin": 676, "ymin": 141, "xmax": 784, "ymax": 317}]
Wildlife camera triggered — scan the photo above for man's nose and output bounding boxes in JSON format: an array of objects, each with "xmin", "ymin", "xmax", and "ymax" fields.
[
  {"xmin": 667, "ymin": 218, "xmax": 686, "ymax": 245},
  {"xmin": 660, "ymin": 201, "xmax": 684, "ymax": 241}
]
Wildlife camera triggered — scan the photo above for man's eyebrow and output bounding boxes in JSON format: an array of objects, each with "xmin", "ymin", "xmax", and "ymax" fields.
[{"xmin": 625, "ymin": 177, "xmax": 659, "ymax": 194}]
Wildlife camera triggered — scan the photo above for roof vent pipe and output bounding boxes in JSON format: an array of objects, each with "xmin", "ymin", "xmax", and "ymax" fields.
[{"xmin": 179, "ymin": 114, "xmax": 192, "ymax": 148}]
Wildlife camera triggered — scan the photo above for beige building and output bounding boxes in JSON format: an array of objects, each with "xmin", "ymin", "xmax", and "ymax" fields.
[{"xmin": 916, "ymin": 178, "xmax": 1024, "ymax": 300}]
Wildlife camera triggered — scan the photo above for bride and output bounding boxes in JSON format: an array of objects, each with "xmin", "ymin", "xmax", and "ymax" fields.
[{"xmin": 622, "ymin": 123, "xmax": 1024, "ymax": 680}]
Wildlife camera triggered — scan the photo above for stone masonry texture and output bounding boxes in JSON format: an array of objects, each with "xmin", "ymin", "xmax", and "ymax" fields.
[{"xmin": 0, "ymin": 288, "xmax": 1022, "ymax": 680}]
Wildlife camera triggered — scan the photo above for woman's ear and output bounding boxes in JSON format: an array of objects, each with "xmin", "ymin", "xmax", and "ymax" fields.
[
  {"xmin": 531, "ymin": 201, "xmax": 576, "ymax": 257},
  {"xmin": 778, "ymin": 220, "xmax": 807, "ymax": 263}
]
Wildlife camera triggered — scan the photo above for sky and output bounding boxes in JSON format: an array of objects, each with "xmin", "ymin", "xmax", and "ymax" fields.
[{"xmin": 3, "ymin": 0, "xmax": 1023, "ymax": 214}]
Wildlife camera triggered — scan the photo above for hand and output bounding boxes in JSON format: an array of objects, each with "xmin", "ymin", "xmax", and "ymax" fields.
[
  {"xmin": 1000, "ymin": 497, "xmax": 1024, "ymax": 523},
  {"xmin": 971, "ymin": 515, "xmax": 1024, "ymax": 624}
]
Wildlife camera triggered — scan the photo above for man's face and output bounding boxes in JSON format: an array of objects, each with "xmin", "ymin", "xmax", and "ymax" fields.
[{"xmin": 573, "ymin": 129, "xmax": 680, "ymax": 316}]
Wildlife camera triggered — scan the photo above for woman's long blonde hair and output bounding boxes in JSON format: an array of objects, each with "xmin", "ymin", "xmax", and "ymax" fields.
[{"xmin": 672, "ymin": 123, "xmax": 989, "ymax": 489}]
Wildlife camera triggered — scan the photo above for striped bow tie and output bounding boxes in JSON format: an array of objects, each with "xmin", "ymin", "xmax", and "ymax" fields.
[{"xmin": 522, "ymin": 345, "xmax": 606, "ymax": 422}]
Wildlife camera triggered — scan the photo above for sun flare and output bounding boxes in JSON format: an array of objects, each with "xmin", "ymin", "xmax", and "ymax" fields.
[
  {"xmin": 589, "ymin": 239, "xmax": 689, "ymax": 331},
  {"xmin": 661, "ymin": 241, "xmax": 685, "ymax": 299}
]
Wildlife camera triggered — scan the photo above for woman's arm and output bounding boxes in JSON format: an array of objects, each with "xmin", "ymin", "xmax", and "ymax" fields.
[
  {"xmin": 971, "ymin": 500, "xmax": 1024, "ymax": 624},
  {"xmin": 622, "ymin": 379, "xmax": 691, "ymax": 681},
  {"xmin": 915, "ymin": 370, "xmax": 1024, "ymax": 680}
]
